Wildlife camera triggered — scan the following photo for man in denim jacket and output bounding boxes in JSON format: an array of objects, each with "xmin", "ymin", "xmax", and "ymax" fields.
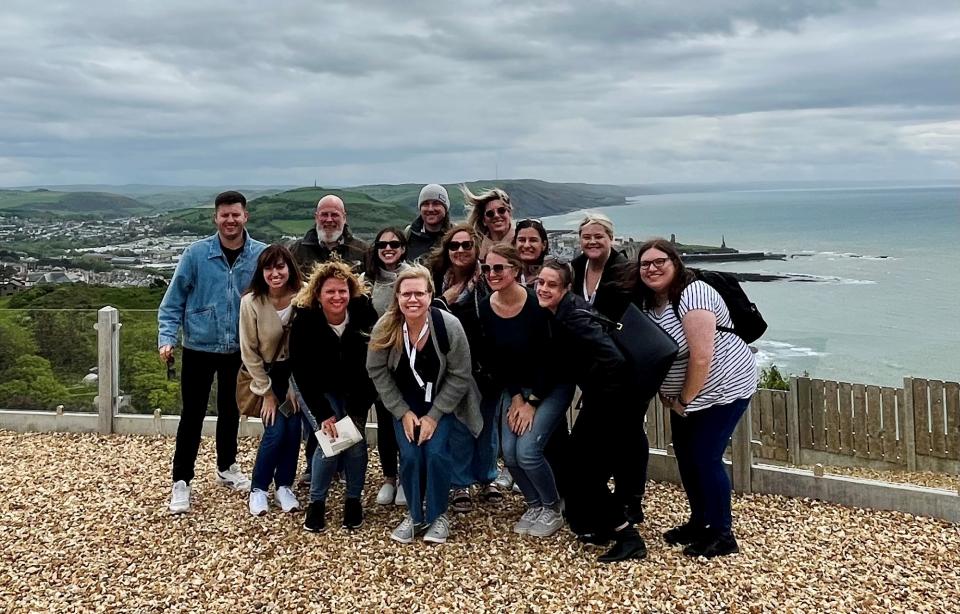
[{"xmin": 159, "ymin": 191, "xmax": 267, "ymax": 514}]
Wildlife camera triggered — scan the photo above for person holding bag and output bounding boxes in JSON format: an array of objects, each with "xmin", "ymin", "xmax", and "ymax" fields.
[{"xmin": 239, "ymin": 245, "xmax": 304, "ymax": 516}]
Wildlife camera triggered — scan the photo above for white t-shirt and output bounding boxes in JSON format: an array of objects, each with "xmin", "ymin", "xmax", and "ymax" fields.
[
  {"xmin": 328, "ymin": 312, "xmax": 350, "ymax": 338},
  {"xmin": 645, "ymin": 280, "xmax": 758, "ymax": 412},
  {"xmin": 276, "ymin": 304, "xmax": 293, "ymax": 325}
]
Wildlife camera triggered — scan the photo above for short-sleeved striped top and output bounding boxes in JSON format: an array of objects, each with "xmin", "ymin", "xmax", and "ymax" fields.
[{"xmin": 644, "ymin": 280, "xmax": 758, "ymax": 412}]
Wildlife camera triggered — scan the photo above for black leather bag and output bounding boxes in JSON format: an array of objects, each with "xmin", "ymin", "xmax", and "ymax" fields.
[{"xmin": 578, "ymin": 303, "xmax": 679, "ymax": 400}]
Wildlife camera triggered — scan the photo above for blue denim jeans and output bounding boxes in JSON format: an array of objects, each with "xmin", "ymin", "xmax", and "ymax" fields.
[
  {"xmin": 309, "ymin": 393, "xmax": 368, "ymax": 503},
  {"xmin": 394, "ymin": 413, "xmax": 454, "ymax": 525},
  {"xmin": 670, "ymin": 396, "xmax": 751, "ymax": 533},
  {"xmin": 500, "ymin": 384, "xmax": 575, "ymax": 508},
  {"xmin": 448, "ymin": 392, "xmax": 500, "ymax": 489},
  {"xmin": 251, "ymin": 406, "xmax": 302, "ymax": 492}
]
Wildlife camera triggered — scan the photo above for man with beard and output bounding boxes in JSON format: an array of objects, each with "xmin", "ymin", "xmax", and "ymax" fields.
[
  {"xmin": 404, "ymin": 183, "xmax": 451, "ymax": 263},
  {"xmin": 289, "ymin": 194, "xmax": 369, "ymax": 483},
  {"xmin": 160, "ymin": 190, "xmax": 266, "ymax": 514},
  {"xmin": 290, "ymin": 195, "xmax": 368, "ymax": 274}
]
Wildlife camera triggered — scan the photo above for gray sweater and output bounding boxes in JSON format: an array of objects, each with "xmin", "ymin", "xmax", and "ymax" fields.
[
  {"xmin": 363, "ymin": 262, "xmax": 411, "ymax": 317},
  {"xmin": 366, "ymin": 309, "xmax": 483, "ymax": 437}
]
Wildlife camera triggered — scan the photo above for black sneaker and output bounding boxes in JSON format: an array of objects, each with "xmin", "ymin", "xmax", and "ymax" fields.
[
  {"xmin": 597, "ymin": 528, "xmax": 647, "ymax": 563},
  {"xmin": 342, "ymin": 497, "xmax": 363, "ymax": 529},
  {"xmin": 663, "ymin": 522, "xmax": 706, "ymax": 546},
  {"xmin": 303, "ymin": 501, "xmax": 326, "ymax": 533},
  {"xmin": 683, "ymin": 531, "xmax": 739, "ymax": 558}
]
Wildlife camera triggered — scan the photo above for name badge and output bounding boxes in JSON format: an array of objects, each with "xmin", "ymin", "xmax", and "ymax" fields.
[{"xmin": 424, "ymin": 382, "xmax": 433, "ymax": 404}]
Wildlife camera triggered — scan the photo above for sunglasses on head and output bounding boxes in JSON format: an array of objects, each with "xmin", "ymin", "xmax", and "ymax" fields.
[
  {"xmin": 484, "ymin": 206, "xmax": 510, "ymax": 219},
  {"xmin": 480, "ymin": 263, "xmax": 515, "ymax": 275},
  {"xmin": 517, "ymin": 218, "xmax": 543, "ymax": 226},
  {"xmin": 376, "ymin": 240, "xmax": 403, "ymax": 250},
  {"xmin": 447, "ymin": 240, "xmax": 474, "ymax": 251}
]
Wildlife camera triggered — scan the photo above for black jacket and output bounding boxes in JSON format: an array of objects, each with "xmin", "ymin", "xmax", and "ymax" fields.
[
  {"xmin": 290, "ymin": 225, "xmax": 368, "ymax": 275},
  {"xmin": 405, "ymin": 216, "xmax": 447, "ymax": 263},
  {"xmin": 571, "ymin": 249, "xmax": 629, "ymax": 320},
  {"xmin": 289, "ymin": 296, "xmax": 378, "ymax": 428},
  {"xmin": 432, "ymin": 275, "xmax": 496, "ymax": 396},
  {"xmin": 550, "ymin": 292, "xmax": 629, "ymax": 407}
]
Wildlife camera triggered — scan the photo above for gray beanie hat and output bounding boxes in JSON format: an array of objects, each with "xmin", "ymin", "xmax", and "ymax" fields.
[{"xmin": 418, "ymin": 184, "xmax": 449, "ymax": 210}]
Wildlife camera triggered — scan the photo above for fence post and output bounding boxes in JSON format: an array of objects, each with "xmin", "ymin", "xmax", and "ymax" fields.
[
  {"xmin": 96, "ymin": 306, "xmax": 120, "ymax": 435},
  {"xmin": 787, "ymin": 376, "xmax": 801, "ymax": 464},
  {"xmin": 901, "ymin": 377, "xmax": 917, "ymax": 471},
  {"xmin": 732, "ymin": 400, "xmax": 753, "ymax": 493}
]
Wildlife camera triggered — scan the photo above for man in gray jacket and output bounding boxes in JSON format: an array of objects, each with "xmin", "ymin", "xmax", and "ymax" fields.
[{"xmin": 404, "ymin": 184, "xmax": 451, "ymax": 263}]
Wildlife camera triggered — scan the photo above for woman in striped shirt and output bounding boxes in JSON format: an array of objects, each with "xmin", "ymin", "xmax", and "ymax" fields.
[{"xmin": 630, "ymin": 238, "xmax": 758, "ymax": 558}]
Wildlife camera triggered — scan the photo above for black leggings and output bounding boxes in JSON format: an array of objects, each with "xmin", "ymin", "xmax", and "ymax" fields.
[{"xmin": 375, "ymin": 398, "xmax": 399, "ymax": 479}]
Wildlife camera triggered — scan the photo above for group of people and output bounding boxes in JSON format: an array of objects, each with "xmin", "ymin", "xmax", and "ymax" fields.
[{"xmin": 158, "ymin": 185, "xmax": 757, "ymax": 562}]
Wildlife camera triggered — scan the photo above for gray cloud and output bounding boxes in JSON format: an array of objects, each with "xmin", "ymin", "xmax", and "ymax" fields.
[{"xmin": 0, "ymin": 0, "xmax": 957, "ymax": 185}]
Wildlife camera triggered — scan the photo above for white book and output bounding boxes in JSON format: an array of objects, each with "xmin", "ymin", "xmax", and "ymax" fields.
[{"xmin": 314, "ymin": 415, "xmax": 363, "ymax": 458}]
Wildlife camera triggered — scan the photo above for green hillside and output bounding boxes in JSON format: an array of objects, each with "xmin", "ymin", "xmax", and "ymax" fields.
[
  {"xmin": 0, "ymin": 189, "xmax": 152, "ymax": 218},
  {"xmin": 350, "ymin": 179, "xmax": 636, "ymax": 219},
  {"xmin": 159, "ymin": 186, "xmax": 411, "ymax": 242}
]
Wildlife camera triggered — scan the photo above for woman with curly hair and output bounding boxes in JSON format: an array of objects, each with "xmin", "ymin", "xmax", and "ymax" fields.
[{"xmin": 290, "ymin": 259, "xmax": 378, "ymax": 533}]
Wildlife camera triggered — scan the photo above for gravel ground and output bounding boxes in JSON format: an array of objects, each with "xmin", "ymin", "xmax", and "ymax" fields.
[{"xmin": 1, "ymin": 430, "xmax": 958, "ymax": 613}]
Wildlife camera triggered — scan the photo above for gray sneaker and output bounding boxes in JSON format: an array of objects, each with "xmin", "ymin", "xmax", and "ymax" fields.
[
  {"xmin": 513, "ymin": 506, "xmax": 543, "ymax": 534},
  {"xmin": 529, "ymin": 507, "xmax": 563, "ymax": 538},
  {"xmin": 390, "ymin": 515, "xmax": 427, "ymax": 544},
  {"xmin": 494, "ymin": 467, "xmax": 514, "ymax": 489},
  {"xmin": 423, "ymin": 514, "xmax": 451, "ymax": 544}
]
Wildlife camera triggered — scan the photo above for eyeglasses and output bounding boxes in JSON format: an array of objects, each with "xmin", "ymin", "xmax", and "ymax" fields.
[
  {"xmin": 376, "ymin": 240, "xmax": 403, "ymax": 250},
  {"xmin": 447, "ymin": 240, "xmax": 474, "ymax": 251},
  {"xmin": 399, "ymin": 291, "xmax": 429, "ymax": 300},
  {"xmin": 480, "ymin": 263, "xmax": 516, "ymax": 275},
  {"xmin": 639, "ymin": 257, "xmax": 671, "ymax": 270},
  {"xmin": 484, "ymin": 206, "xmax": 510, "ymax": 219}
]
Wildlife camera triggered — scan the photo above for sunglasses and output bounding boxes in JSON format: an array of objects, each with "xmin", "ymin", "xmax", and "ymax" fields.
[
  {"xmin": 484, "ymin": 206, "xmax": 510, "ymax": 219},
  {"xmin": 480, "ymin": 263, "xmax": 516, "ymax": 275},
  {"xmin": 376, "ymin": 240, "xmax": 403, "ymax": 250},
  {"xmin": 447, "ymin": 240, "xmax": 475, "ymax": 251},
  {"xmin": 517, "ymin": 218, "xmax": 543, "ymax": 226},
  {"xmin": 639, "ymin": 257, "xmax": 671, "ymax": 270}
]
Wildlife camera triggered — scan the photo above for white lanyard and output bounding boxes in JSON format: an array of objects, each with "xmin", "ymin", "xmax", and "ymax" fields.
[{"xmin": 402, "ymin": 321, "xmax": 430, "ymax": 390}]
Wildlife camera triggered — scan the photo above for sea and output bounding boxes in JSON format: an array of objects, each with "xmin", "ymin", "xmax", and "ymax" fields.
[{"xmin": 542, "ymin": 185, "xmax": 960, "ymax": 387}]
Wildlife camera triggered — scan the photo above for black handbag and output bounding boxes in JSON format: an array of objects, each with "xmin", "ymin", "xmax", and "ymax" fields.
[{"xmin": 578, "ymin": 303, "xmax": 679, "ymax": 400}]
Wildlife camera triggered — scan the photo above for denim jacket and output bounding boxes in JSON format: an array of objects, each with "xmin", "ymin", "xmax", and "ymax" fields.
[{"xmin": 158, "ymin": 232, "xmax": 267, "ymax": 353}]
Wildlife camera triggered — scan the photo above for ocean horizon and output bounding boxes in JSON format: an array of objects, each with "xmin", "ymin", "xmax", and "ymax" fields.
[{"xmin": 542, "ymin": 184, "xmax": 960, "ymax": 387}]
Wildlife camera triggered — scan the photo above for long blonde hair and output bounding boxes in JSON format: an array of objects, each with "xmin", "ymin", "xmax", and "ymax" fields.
[
  {"xmin": 462, "ymin": 185, "xmax": 512, "ymax": 238},
  {"xmin": 369, "ymin": 265, "xmax": 435, "ymax": 352},
  {"xmin": 294, "ymin": 258, "xmax": 368, "ymax": 309}
]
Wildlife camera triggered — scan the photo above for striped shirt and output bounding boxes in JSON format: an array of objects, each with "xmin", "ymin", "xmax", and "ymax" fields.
[{"xmin": 645, "ymin": 280, "xmax": 757, "ymax": 412}]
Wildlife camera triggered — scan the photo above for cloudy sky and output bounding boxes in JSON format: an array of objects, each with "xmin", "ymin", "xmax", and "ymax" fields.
[{"xmin": 1, "ymin": 0, "xmax": 958, "ymax": 187}]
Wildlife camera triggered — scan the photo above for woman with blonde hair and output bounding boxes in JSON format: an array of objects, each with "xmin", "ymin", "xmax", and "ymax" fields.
[
  {"xmin": 462, "ymin": 185, "xmax": 515, "ymax": 255},
  {"xmin": 571, "ymin": 213, "xmax": 627, "ymax": 314},
  {"xmin": 290, "ymin": 259, "xmax": 378, "ymax": 533},
  {"xmin": 367, "ymin": 265, "xmax": 482, "ymax": 544}
]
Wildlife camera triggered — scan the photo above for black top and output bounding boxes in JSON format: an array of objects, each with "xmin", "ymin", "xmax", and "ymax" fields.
[
  {"xmin": 289, "ymin": 296, "xmax": 378, "ymax": 427},
  {"xmin": 221, "ymin": 241, "xmax": 243, "ymax": 268},
  {"xmin": 394, "ymin": 335, "xmax": 442, "ymax": 417},
  {"xmin": 571, "ymin": 249, "xmax": 629, "ymax": 320},
  {"xmin": 433, "ymin": 274, "xmax": 496, "ymax": 395},
  {"xmin": 478, "ymin": 287, "xmax": 554, "ymax": 400}
]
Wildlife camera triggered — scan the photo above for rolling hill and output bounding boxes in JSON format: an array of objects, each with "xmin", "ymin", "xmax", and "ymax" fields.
[{"xmin": 0, "ymin": 189, "xmax": 152, "ymax": 218}]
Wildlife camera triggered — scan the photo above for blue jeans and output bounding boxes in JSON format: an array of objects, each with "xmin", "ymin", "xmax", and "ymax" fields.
[
  {"xmin": 500, "ymin": 385, "xmax": 575, "ymax": 508},
  {"xmin": 309, "ymin": 394, "xmax": 368, "ymax": 503},
  {"xmin": 670, "ymin": 396, "xmax": 751, "ymax": 533},
  {"xmin": 251, "ymin": 406, "xmax": 302, "ymax": 492},
  {"xmin": 394, "ymin": 414, "xmax": 454, "ymax": 525},
  {"xmin": 449, "ymin": 392, "xmax": 499, "ymax": 489}
]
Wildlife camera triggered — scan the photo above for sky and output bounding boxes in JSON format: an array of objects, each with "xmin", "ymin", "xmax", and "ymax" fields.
[{"xmin": 1, "ymin": 0, "xmax": 958, "ymax": 187}]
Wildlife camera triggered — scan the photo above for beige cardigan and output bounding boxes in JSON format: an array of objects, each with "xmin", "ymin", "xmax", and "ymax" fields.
[{"xmin": 239, "ymin": 293, "xmax": 292, "ymax": 397}]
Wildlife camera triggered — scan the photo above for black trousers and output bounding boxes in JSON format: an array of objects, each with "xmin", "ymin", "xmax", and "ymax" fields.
[
  {"xmin": 171, "ymin": 348, "xmax": 242, "ymax": 483},
  {"xmin": 375, "ymin": 398, "xmax": 399, "ymax": 479},
  {"xmin": 564, "ymin": 394, "xmax": 649, "ymax": 535}
]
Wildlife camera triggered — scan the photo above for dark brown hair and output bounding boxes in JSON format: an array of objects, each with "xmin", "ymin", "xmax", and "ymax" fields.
[
  {"xmin": 540, "ymin": 256, "xmax": 573, "ymax": 287},
  {"xmin": 425, "ymin": 223, "xmax": 481, "ymax": 277},
  {"xmin": 366, "ymin": 226, "xmax": 408, "ymax": 278},
  {"xmin": 513, "ymin": 219, "xmax": 549, "ymax": 264},
  {"xmin": 623, "ymin": 237, "xmax": 694, "ymax": 310},
  {"xmin": 246, "ymin": 244, "xmax": 303, "ymax": 297},
  {"xmin": 215, "ymin": 190, "xmax": 247, "ymax": 209}
]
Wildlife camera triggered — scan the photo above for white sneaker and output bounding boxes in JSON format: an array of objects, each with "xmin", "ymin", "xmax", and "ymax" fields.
[
  {"xmin": 513, "ymin": 506, "xmax": 542, "ymax": 534},
  {"xmin": 169, "ymin": 480, "xmax": 191, "ymax": 514},
  {"xmin": 529, "ymin": 507, "xmax": 563, "ymax": 538},
  {"xmin": 216, "ymin": 463, "xmax": 251, "ymax": 492},
  {"xmin": 494, "ymin": 467, "xmax": 514, "ymax": 489},
  {"xmin": 249, "ymin": 489, "xmax": 269, "ymax": 516},
  {"xmin": 423, "ymin": 514, "xmax": 451, "ymax": 544},
  {"xmin": 394, "ymin": 484, "xmax": 407, "ymax": 506},
  {"xmin": 376, "ymin": 481, "xmax": 397, "ymax": 506},
  {"xmin": 276, "ymin": 486, "xmax": 300, "ymax": 513}
]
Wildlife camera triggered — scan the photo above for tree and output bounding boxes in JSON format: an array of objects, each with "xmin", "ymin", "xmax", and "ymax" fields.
[
  {"xmin": 0, "ymin": 313, "xmax": 37, "ymax": 375},
  {"xmin": 0, "ymin": 355, "xmax": 70, "ymax": 410}
]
